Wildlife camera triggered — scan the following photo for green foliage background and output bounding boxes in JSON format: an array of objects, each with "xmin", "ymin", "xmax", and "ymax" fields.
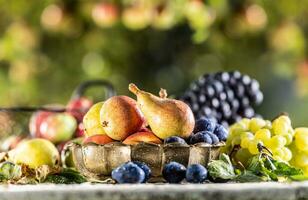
[{"xmin": 0, "ymin": 0, "xmax": 308, "ymax": 126}]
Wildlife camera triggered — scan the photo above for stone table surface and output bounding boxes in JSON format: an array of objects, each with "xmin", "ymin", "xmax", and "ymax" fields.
[{"xmin": 0, "ymin": 182, "xmax": 308, "ymax": 200}]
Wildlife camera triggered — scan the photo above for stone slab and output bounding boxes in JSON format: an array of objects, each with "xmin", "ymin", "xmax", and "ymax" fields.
[{"xmin": 0, "ymin": 182, "xmax": 307, "ymax": 200}]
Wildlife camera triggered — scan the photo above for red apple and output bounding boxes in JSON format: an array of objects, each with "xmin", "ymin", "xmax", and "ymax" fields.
[
  {"xmin": 123, "ymin": 131, "xmax": 162, "ymax": 145},
  {"xmin": 75, "ymin": 123, "xmax": 86, "ymax": 137},
  {"xmin": 83, "ymin": 134, "xmax": 114, "ymax": 145},
  {"xmin": 29, "ymin": 111, "xmax": 53, "ymax": 138},
  {"xmin": 66, "ymin": 97, "xmax": 93, "ymax": 122}
]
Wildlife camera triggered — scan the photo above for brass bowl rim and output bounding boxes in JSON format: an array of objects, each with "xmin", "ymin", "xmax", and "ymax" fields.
[{"xmin": 71, "ymin": 141, "xmax": 225, "ymax": 148}]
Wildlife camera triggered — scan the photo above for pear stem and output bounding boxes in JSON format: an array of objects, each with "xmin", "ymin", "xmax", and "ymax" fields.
[
  {"xmin": 128, "ymin": 83, "xmax": 140, "ymax": 95},
  {"xmin": 159, "ymin": 88, "xmax": 168, "ymax": 98}
]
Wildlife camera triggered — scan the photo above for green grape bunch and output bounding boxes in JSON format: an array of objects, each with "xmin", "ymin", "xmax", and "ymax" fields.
[{"xmin": 222, "ymin": 115, "xmax": 297, "ymax": 171}]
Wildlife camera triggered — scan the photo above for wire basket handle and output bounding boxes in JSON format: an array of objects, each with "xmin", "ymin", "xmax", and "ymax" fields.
[{"xmin": 70, "ymin": 79, "xmax": 116, "ymax": 100}]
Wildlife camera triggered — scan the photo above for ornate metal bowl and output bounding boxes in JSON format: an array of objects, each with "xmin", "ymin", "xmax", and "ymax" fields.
[{"xmin": 71, "ymin": 142, "xmax": 223, "ymax": 180}]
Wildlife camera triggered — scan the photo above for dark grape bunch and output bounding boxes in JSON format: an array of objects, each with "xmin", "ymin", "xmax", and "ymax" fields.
[{"xmin": 180, "ymin": 71, "xmax": 263, "ymax": 127}]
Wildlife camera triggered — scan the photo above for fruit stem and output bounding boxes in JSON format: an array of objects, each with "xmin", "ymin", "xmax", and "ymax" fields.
[
  {"xmin": 129, "ymin": 83, "xmax": 140, "ymax": 95},
  {"xmin": 159, "ymin": 88, "xmax": 168, "ymax": 98}
]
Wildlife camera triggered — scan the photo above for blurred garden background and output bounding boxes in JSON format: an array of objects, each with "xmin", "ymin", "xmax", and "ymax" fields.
[{"xmin": 0, "ymin": 0, "xmax": 308, "ymax": 126}]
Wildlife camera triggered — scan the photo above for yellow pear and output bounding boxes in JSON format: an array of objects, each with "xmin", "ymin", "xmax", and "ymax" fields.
[
  {"xmin": 83, "ymin": 102, "xmax": 106, "ymax": 136},
  {"xmin": 8, "ymin": 138, "xmax": 59, "ymax": 168},
  {"xmin": 129, "ymin": 83, "xmax": 195, "ymax": 139}
]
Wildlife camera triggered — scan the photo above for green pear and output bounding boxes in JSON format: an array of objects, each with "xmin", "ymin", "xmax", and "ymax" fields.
[
  {"xmin": 129, "ymin": 83, "xmax": 195, "ymax": 139},
  {"xmin": 83, "ymin": 102, "xmax": 106, "ymax": 136}
]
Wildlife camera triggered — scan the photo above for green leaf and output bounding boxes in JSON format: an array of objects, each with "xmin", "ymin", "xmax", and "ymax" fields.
[
  {"xmin": 245, "ymin": 152, "xmax": 303, "ymax": 182},
  {"xmin": 208, "ymin": 154, "xmax": 236, "ymax": 181},
  {"xmin": 235, "ymin": 171, "xmax": 265, "ymax": 183},
  {"xmin": 247, "ymin": 155, "xmax": 261, "ymax": 173},
  {"xmin": 272, "ymin": 160, "xmax": 303, "ymax": 177},
  {"xmin": 246, "ymin": 154, "xmax": 276, "ymax": 181},
  {"xmin": 44, "ymin": 168, "xmax": 86, "ymax": 184}
]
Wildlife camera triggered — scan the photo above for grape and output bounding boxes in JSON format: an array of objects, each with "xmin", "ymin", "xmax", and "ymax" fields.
[
  {"xmin": 264, "ymin": 120, "xmax": 272, "ymax": 129},
  {"xmin": 273, "ymin": 147, "xmax": 292, "ymax": 162},
  {"xmin": 239, "ymin": 132, "xmax": 254, "ymax": 148},
  {"xmin": 255, "ymin": 129, "xmax": 271, "ymax": 142},
  {"xmin": 229, "ymin": 127, "xmax": 243, "ymax": 139},
  {"xmin": 288, "ymin": 128, "xmax": 295, "ymax": 136},
  {"xmin": 281, "ymin": 132, "xmax": 293, "ymax": 145},
  {"xmin": 279, "ymin": 115, "xmax": 291, "ymax": 126},
  {"xmin": 238, "ymin": 119, "xmax": 251, "ymax": 130},
  {"xmin": 294, "ymin": 128, "xmax": 308, "ymax": 152},
  {"xmin": 249, "ymin": 118, "xmax": 266, "ymax": 133},
  {"xmin": 240, "ymin": 132, "xmax": 254, "ymax": 140},
  {"xmin": 281, "ymin": 147, "xmax": 292, "ymax": 162},
  {"xmin": 273, "ymin": 148, "xmax": 284, "ymax": 160},
  {"xmin": 268, "ymin": 135, "xmax": 287, "ymax": 150},
  {"xmin": 248, "ymin": 140, "xmax": 262, "ymax": 155},
  {"xmin": 230, "ymin": 119, "xmax": 250, "ymax": 133},
  {"xmin": 241, "ymin": 137, "xmax": 252, "ymax": 149},
  {"xmin": 272, "ymin": 116, "xmax": 291, "ymax": 135}
]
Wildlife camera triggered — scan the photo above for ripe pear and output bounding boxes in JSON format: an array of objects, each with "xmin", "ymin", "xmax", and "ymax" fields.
[
  {"xmin": 100, "ymin": 96, "xmax": 144, "ymax": 140},
  {"xmin": 83, "ymin": 102, "xmax": 106, "ymax": 136},
  {"xmin": 8, "ymin": 139, "xmax": 59, "ymax": 168},
  {"xmin": 129, "ymin": 83, "xmax": 195, "ymax": 139}
]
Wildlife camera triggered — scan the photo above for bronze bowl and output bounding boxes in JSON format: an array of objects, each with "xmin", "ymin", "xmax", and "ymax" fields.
[{"xmin": 70, "ymin": 142, "xmax": 224, "ymax": 180}]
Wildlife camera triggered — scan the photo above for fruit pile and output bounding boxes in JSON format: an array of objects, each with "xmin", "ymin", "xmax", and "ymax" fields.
[
  {"xmin": 180, "ymin": 71, "xmax": 263, "ymax": 127},
  {"xmin": 82, "ymin": 83, "xmax": 196, "ymax": 146},
  {"xmin": 223, "ymin": 115, "xmax": 308, "ymax": 175},
  {"xmin": 82, "ymin": 83, "xmax": 229, "ymax": 148}
]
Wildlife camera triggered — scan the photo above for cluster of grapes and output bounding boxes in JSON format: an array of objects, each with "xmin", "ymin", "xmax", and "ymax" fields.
[
  {"xmin": 180, "ymin": 71, "xmax": 264, "ymax": 127},
  {"xmin": 222, "ymin": 116, "xmax": 294, "ymax": 167}
]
